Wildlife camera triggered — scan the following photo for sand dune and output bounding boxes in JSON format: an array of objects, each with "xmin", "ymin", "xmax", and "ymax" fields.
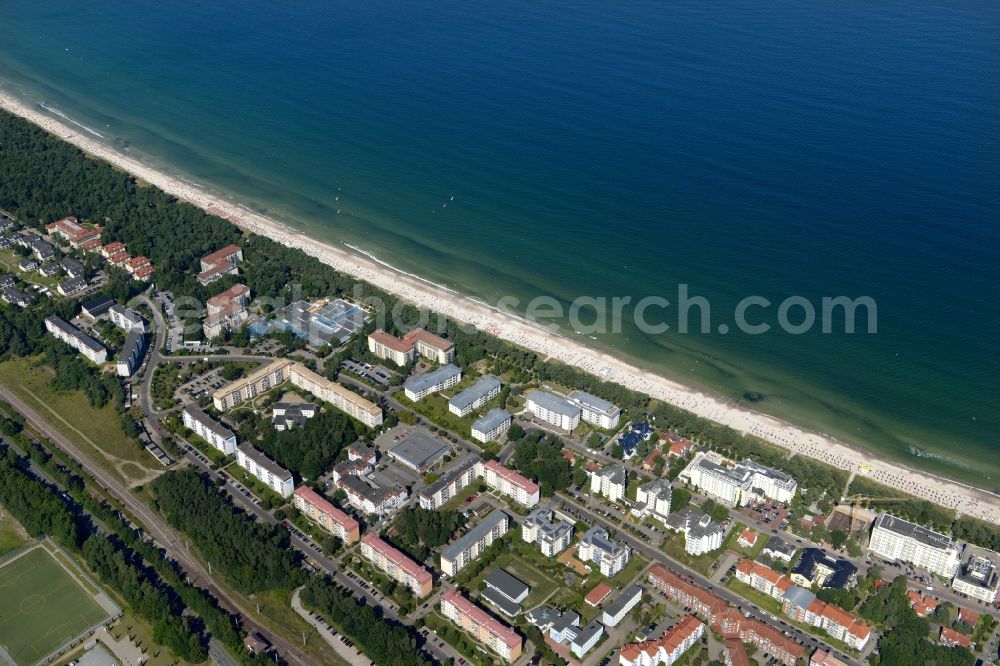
[{"xmin": 3, "ymin": 90, "xmax": 997, "ymax": 525}]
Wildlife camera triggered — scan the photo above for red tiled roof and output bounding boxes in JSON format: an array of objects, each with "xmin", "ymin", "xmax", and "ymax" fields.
[
  {"xmin": 207, "ymin": 283, "xmax": 250, "ymax": 308},
  {"xmin": 739, "ymin": 528, "xmax": 758, "ymax": 546},
  {"xmin": 361, "ymin": 533, "xmax": 432, "ymax": 586},
  {"xmin": 402, "ymin": 328, "xmax": 454, "ymax": 351},
  {"xmin": 201, "ymin": 244, "xmax": 242, "ymax": 267},
  {"xmin": 441, "ymin": 589, "xmax": 521, "ymax": 652},
  {"xmin": 619, "ymin": 615, "xmax": 703, "ymax": 664},
  {"xmin": 294, "ymin": 486, "xmax": 359, "ymax": 534},
  {"xmin": 939, "ymin": 626, "xmax": 972, "ymax": 648},
  {"xmin": 585, "ymin": 582, "xmax": 612, "ymax": 606},
  {"xmin": 134, "ymin": 265, "xmax": 156, "ymax": 279},
  {"xmin": 723, "ymin": 639, "xmax": 750, "ymax": 666},
  {"xmin": 482, "ymin": 459, "xmax": 540, "ymax": 495},
  {"xmin": 958, "ymin": 607, "xmax": 980, "ymax": 625},
  {"xmin": 368, "ymin": 329, "xmax": 412, "ymax": 353}
]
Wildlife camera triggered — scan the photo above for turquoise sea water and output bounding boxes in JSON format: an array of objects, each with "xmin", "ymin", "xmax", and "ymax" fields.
[{"xmin": 1, "ymin": 0, "xmax": 998, "ymax": 488}]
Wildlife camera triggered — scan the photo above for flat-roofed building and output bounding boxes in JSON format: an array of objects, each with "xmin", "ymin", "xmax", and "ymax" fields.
[
  {"xmin": 578, "ymin": 526, "xmax": 630, "ymax": 577},
  {"xmin": 292, "ymin": 486, "xmax": 360, "ymax": 544},
  {"xmin": 603, "ymin": 584, "xmax": 642, "ymax": 627},
  {"xmin": 288, "ymin": 364, "xmax": 383, "ymax": 427},
  {"xmin": 521, "ymin": 507, "xmax": 574, "ymax": 557},
  {"xmin": 590, "ymin": 464, "xmax": 627, "ymax": 503},
  {"xmin": 389, "ymin": 430, "xmax": 450, "ymax": 472},
  {"xmin": 359, "ymin": 533, "xmax": 432, "ymax": 597},
  {"xmin": 567, "ymin": 390, "xmax": 621, "ymax": 430},
  {"xmin": 449, "ymin": 375, "xmax": 502, "ymax": 416},
  {"xmin": 868, "ymin": 513, "xmax": 960, "ymax": 577},
  {"xmin": 440, "ymin": 589, "xmax": 522, "ymax": 663},
  {"xmin": 109, "ymin": 304, "xmax": 146, "ymax": 332},
  {"xmin": 213, "ymin": 359, "xmax": 295, "ymax": 410},
  {"xmin": 619, "ymin": 615, "xmax": 704, "ymax": 666},
  {"xmin": 338, "ymin": 475, "xmax": 407, "ymax": 516},
  {"xmin": 116, "ymin": 329, "xmax": 146, "ymax": 377},
  {"xmin": 419, "ymin": 456, "xmax": 481, "ymax": 510},
  {"xmin": 183, "ymin": 406, "xmax": 237, "ymax": 455},
  {"xmin": 664, "ymin": 508, "xmax": 726, "ymax": 556},
  {"xmin": 481, "ymin": 459, "xmax": 540, "ymax": 507},
  {"xmin": 632, "ymin": 478, "xmax": 672, "ymax": 523},
  {"xmin": 403, "ymin": 363, "xmax": 462, "ymax": 401},
  {"xmin": 236, "ymin": 444, "xmax": 294, "ymax": 497},
  {"xmin": 951, "ymin": 555, "xmax": 998, "ymax": 603},
  {"xmin": 441, "ymin": 509, "xmax": 510, "ymax": 576},
  {"xmin": 471, "ymin": 408, "xmax": 513, "ymax": 443},
  {"xmin": 44, "ymin": 315, "xmax": 106, "ymax": 364},
  {"xmin": 525, "ymin": 390, "xmax": 581, "ymax": 431},
  {"xmin": 482, "ymin": 568, "xmax": 529, "ymax": 617}
]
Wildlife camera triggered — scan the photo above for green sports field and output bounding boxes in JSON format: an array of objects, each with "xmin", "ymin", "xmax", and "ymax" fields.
[{"xmin": 0, "ymin": 546, "xmax": 112, "ymax": 666}]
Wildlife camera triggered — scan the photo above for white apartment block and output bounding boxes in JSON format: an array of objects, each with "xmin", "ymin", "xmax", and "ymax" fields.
[
  {"xmin": 403, "ymin": 363, "xmax": 462, "ymax": 401},
  {"xmin": 951, "ymin": 555, "xmax": 999, "ymax": 603},
  {"xmin": 419, "ymin": 457, "xmax": 481, "ymax": 510},
  {"xmin": 236, "ymin": 444, "xmax": 294, "ymax": 498},
  {"xmin": 525, "ymin": 390, "xmax": 582, "ymax": 431},
  {"xmin": 868, "ymin": 513, "xmax": 961, "ymax": 578},
  {"xmin": 481, "ymin": 459, "xmax": 541, "ymax": 508},
  {"xmin": 471, "ymin": 409, "xmax": 513, "ymax": 443},
  {"xmin": 522, "ymin": 508, "xmax": 574, "ymax": 557},
  {"xmin": 448, "ymin": 375, "xmax": 502, "ymax": 416},
  {"xmin": 45, "ymin": 316, "xmax": 107, "ymax": 364},
  {"xmin": 632, "ymin": 478, "xmax": 673, "ymax": 523},
  {"xmin": 664, "ymin": 508, "xmax": 726, "ymax": 556},
  {"xmin": 440, "ymin": 509, "xmax": 510, "ymax": 577},
  {"xmin": 567, "ymin": 390, "xmax": 621, "ymax": 430},
  {"xmin": 577, "ymin": 527, "xmax": 630, "ymax": 577},
  {"xmin": 367, "ymin": 328, "xmax": 455, "ymax": 366},
  {"xmin": 108, "ymin": 304, "xmax": 147, "ymax": 332},
  {"xmin": 182, "ymin": 406, "xmax": 237, "ymax": 455},
  {"xmin": 679, "ymin": 451, "xmax": 797, "ymax": 507},
  {"xmin": 590, "ymin": 464, "xmax": 627, "ymax": 503}
]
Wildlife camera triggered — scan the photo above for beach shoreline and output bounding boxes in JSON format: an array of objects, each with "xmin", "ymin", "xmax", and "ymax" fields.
[{"xmin": 2, "ymin": 90, "xmax": 997, "ymax": 525}]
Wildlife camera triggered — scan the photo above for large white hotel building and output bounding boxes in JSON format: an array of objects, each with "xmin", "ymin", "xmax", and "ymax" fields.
[
  {"xmin": 679, "ymin": 451, "xmax": 797, "ymax": 506},
  {"xmin": 868, "ymin": 513, "xmax": 961, "ymax": 578}
]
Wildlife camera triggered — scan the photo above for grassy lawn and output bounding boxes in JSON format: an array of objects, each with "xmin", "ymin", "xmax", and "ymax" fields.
[
  {"xmin": 607, "ymin": 552, "xmax": 650, "ymax": 587},
  {"xmin": 0, "ymin": 512, "xmax": 29, "ymax": 557},
  {"xmin": 0, "ymin": 357, "xmax": 155, "ymax": 483},
  {"xmin": 150, "ymin": 362, "xmax": 185, "ymax": 410},
  {"xmin": 399, "ymin": 392, "xmax": 473, "ymax": 437},
  {"xmin": 492, "ymin": 545, "xmax": 561, "ymax": 609},
  {"xmin": 242, "ymin": 589, "xmax": 350, "ymax": 666},
  {"xmin": 730, "ymin": 527, "xmax": 767, "ymax": 559},
  {"xmin": 424, "ymin": 611, "xmax": 493, "ymax": 666}
]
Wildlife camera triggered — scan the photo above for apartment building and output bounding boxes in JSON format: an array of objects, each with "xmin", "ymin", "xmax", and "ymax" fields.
[
  {"xmin": 679, "ymin": 451, "xmax": 797, "ymax": 506},
  {"xmin": 45, "ymin": 215, "xmax": 101, "ymax": 247},
  {"xmin": 481, "ymin": 459, "xmax": 540, "ymax": 508},
  {"xmin": 116, "ymin": 329, "xmax": 146, "ymax": 377},
  {"xmin": 418, "ymin": 456, "xmax": 481, "ymax": 510},
  {"xmin": 359, "ymin": 534, "xmax": 433, "ymax": 598},
  {"xmin": 664, "ymin": 508, "xmax": 726, "ymax": 556},
  {"xmin": 212, "ymin": 359, "xmax": 382, "ymax": 427},
  {"xmin": 619, "ymin": 615, "xmax": 705, "ymax": 666},
  {"xmin": 526, "ymin": 606, "xmax": 603, "ymax": 659},
  {"xmin": 471, "ymin": 408, "xmax": 513, "ymax": 443},
  {"xmin": 44, "ymin": 316, "xmax": 106, "ymax": 364},
  {"xmin": 646, "ymin": 565, "xmax": 726, "ymax": 624},
  {"xmin": 567, "ymin": 390, "xmax": 621, "ymax": 430},
  {"xmin": 198, "ymin": 244, "xmax": 244, "ymax": 285},
  {"xmin": 577, "ymin": 526, "xmax": 630, "ymax": 577},
  {"xmin": 448, "ymin": 375, "xmax": 502, "ymax": 416},
  {"xmin": 868, "ymin": 513, "xmax": 961, "ymax": 577},
  {"xmin": 525, "ymin": 390, "xmax": 582, "ymax": 430},
  {"xmin": 440, "ymin": 509, "xmax": 510, "ymax": 577},
  {"xmin": 590, "ymin": 464, "xmax": 627, "ymax": 503},
  {"xmin": 521, "ymin": 508, "xmax": 574, "ymax": 557},
  {"xmin": 403, "ymin": 363, "xmax": 462, "ymax": 401},
  {"xmin": 236, "ymin": 444, "xmax": 294, "ymax": 497},
  {"xmin": 951, "ymin": 555, "xmax": 999, "ymax": 603},
  {"xmin": 440, "ymin": 589, "xmax": 522, "ymax": 662},
  {"xmin": 108, "ymin": 304, "xmax": 146, "ymax": 332},
  {"xmin": 633, "ymin": 478, "xmax": 673, "ymax": 523},
  {"xmin": 713, "ymin": 609, "xmax": 806, "ymax": 666},
  {"xmin": 203, "ymin": 284, "xmax": 251, "ymax": 339},
  {"xmin": 735, "ymin": 559, "xmax": 794, "ymax": 602},
  {"xmin": 292, "ymin": 486, "xmax": 360, "ymax": 544},
  {"xmin": 181, "ymin": 404, "xmax": 236, "ymax": 455},
  {"xmin": 781, "ymin": 587, "xmax": 873, "ymax": 651},
  {"xmin": 367, "ymin": 328, "xmax": 455, "ymax": 366},
  {"xmin": 602, "ymin": 584, "xmax": 642, "ymax": 628},
  {"xmin": 338, "ymin": 475, "xmax": 407, "ymax": 517}
]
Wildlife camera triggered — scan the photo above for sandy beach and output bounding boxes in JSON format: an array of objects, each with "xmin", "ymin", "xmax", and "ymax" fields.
[{"xmin": 2, "ymin": 90, "xmax": 998, "ymax": 526}]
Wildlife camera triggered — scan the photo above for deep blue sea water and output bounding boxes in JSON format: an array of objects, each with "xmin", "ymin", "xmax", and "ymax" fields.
[{"xmin": 1, "ymin": 0, "xmax": 998, "ymax": 487}]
